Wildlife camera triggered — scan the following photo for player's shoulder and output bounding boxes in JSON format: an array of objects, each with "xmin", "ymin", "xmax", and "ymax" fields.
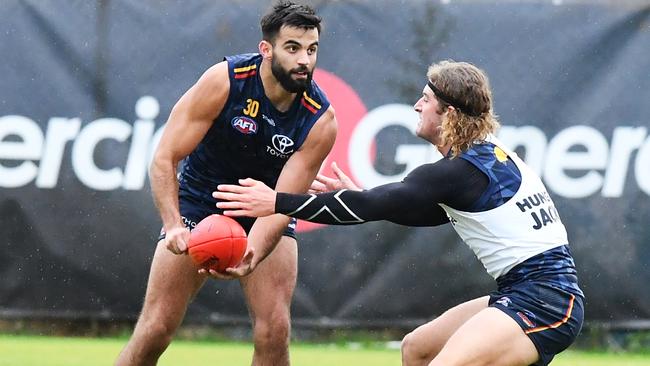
[
  {"xmin": 416, "ymin": 155, "xmax": 479, "ymax": 181},
  {"xmin": 315, "ymin": 105, "xmax": 337, "ymax": 134},
  {"xmin": 459, "ymin": 136, "xmax": 516, "ymax": 164},
  {"xmin": 224, "ymin": 52, "xmax": 261, "ymax": 65},
  {"xmin": 458, "ymin": 140, "xmax": 496, "ymax": 158},
  {"xmin": 299, "ymin": 104, "xmax": 337, "ymax": 151},
  {"xmin": 191, "ymin": 61, "xmax": 230, "ymax": 97},
  {"xmin": 224, "ymin": 53, "xmax": 262, "ymax": 79},
  {"xmin": 296, "ymin": 81, "xmax": 330, "ymax": 121},
  {"xmin": 304, "ymin": 79, "xmax": 330, "ymax": 107}
]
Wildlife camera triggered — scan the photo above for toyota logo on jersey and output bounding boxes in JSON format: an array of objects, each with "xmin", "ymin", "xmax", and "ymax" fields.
[
  {"xmin": 271, "ymin": 134, "xmax": 295, "ymax": 154},
  {"xmin": 231, "ymin": 116, "xmax": 258, "ymax": 134}
]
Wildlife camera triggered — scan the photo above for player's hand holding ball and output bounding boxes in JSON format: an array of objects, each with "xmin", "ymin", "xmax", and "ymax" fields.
[
  {"xmin": 188, "ymin": 214, "xmax": 247, "ymax": 277},
  {"xmin": 164, "ymin": 225, "xmax": 191, "ymax": 254}
]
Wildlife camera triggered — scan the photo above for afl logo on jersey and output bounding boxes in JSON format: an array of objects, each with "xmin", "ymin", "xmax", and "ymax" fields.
[{"xmin": 231, "ymin": 116, "xmax": 258, "ymax": 135}]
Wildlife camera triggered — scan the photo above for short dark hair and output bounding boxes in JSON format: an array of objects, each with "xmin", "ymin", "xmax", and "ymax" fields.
[{"xmin": 260, "ymin": 1, "xmax": 321, "ymax": 43}]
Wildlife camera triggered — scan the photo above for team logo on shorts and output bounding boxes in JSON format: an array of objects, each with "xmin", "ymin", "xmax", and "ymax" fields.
[
  {"xmin": 495, "ymin": 296, "xmax": 512, "ymax": 307},
  {"xmin": 516, "ymin": 311, "xmax": 536, "ymax": 327},
  {"xmin": 181, "ymin": 216, "xmax": 198, "ymax": 229},
  {"xmin": 231, "ymin": 116, "xmax": 258, "ymax": 134}
]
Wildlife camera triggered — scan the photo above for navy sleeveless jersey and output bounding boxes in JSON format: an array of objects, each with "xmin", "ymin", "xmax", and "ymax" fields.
[{"xmin": 178, "ymin": 53, "xmax": 330, "ymax": 205}]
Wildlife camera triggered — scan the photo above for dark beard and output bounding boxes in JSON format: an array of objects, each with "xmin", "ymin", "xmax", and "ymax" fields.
[{"xmin": 271, "ymin": 59, "xmax": 312, "ymax": 93}]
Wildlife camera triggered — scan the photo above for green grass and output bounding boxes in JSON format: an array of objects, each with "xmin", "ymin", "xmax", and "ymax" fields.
[{"xmin": 0, "ymin": 334, "xmax": 648, "ymax": 366}]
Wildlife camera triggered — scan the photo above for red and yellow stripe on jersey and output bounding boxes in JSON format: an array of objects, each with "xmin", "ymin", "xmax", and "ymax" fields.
[
  {"xmin": 301, "ymin": 91, "xmax": 322, "ymax": 114},
  {"xmin": 234, "ymin": 64, "xmax": 257, "ymax": 79}
]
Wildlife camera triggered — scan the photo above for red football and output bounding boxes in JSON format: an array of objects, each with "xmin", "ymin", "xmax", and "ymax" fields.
[{"xmin": 187, "ymin": 214, "xmax": 247, "ymax": 272}]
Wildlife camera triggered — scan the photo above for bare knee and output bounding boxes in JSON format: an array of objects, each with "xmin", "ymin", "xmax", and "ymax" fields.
[
  {"xmin": 252, "ymin": 311, "xmax": 290, "ymax": 350},
  {"xmin": 134, "ymin": 312, "xmax": 177, "ymax": 353},
  {"xmin": 401, "ymin": 331, "xmax": 438, "ymax": 366},
  {"xmin": 117, "ymin": 313, "xmax": 177, "ymax": 365}
]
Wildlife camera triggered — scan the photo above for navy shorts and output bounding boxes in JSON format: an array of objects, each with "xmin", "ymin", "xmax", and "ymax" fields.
[
  {"xmin": 489, "ymin": 281, "xmax": 584, "ymax": 366},
  {"xmin": 158, "ymin": 196, "xmax": 297, "ymax": 241}
]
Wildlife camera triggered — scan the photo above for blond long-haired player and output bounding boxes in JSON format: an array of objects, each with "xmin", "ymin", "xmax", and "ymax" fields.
[{"xmin": 215, "ymin": 60, "xmax": 584, "ymax": 366}]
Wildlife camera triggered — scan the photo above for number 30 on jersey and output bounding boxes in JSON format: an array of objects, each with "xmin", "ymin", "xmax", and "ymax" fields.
[{"xmin": 243, "ymin": 98, "xmax": 259, "ymax": 118}]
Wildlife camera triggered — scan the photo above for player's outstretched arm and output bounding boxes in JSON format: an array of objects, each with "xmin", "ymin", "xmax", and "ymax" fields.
[{"xmin": 216, "ymin": 162, "xmax": 451, "ymax": 227}]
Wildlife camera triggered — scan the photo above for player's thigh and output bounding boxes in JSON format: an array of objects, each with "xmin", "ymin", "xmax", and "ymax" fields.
[
  {"xmin": 433, "ymin": 307, "xmax": 538, "ymax": 366},
  {"xmin": 406, "ymin": 296, "xmax": 489, "ymax": 355},
  {"xmin": 140, "ymin": 240, "xmax": 207, "ymax": 320},
  {"xmin": 240, "ymin": 235, "xmax": 298, "ymax": 315}
]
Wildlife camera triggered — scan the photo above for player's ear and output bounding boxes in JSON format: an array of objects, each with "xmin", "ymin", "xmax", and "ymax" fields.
[
  {"xmin": 259, "ymin": 40, "xmax": 273, "ymax": 60},
  {"xmin": 446, "ymin": 105, "xmax": 456, "ymax": 115}
]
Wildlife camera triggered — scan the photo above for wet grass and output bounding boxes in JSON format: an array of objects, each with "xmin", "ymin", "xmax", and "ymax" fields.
[{"xmin": 0, "ymin": 334, "xmax": 648, "ymax": 366}]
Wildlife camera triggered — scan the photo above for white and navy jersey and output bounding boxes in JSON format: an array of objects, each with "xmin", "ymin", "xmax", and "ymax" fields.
[
  {"xmin": 178, "ymin": 53, "xmax": 330, "ymax": 205},
  {"xmin": 274, "ymin": 135, "xmax": 581, "ymax": 294},
  {"xmin": 439, "ymin": 136, "xmax": 568, "ymax": 278}
]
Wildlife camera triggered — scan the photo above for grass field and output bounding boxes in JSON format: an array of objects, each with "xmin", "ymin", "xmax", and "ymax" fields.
[{"xmin": 1, "ymin": 334, "xmax": 649, "ymax": 366}]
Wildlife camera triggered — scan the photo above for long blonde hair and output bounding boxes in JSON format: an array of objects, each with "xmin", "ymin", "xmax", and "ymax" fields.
[{"xmin": 427, "ymin": 60, "xmax": 500, "ymax": 157}]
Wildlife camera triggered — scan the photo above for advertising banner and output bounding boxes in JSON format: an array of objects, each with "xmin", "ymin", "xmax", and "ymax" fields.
[{"xmin": 1, "ymin": 0, "xmax": 649, "ymax": 326}]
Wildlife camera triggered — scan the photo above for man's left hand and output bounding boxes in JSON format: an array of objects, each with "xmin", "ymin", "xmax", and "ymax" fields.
[{"xmin": 213, "ymin": 178, "xmax": 276, "ymax": 218}]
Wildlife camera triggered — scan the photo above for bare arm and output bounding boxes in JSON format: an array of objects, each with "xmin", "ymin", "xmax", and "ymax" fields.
[
  {"xmin": 150, "ymin": 62, "xmax": 229, "ymax": 254},
  {"xmin": 221, "ymin": 106, "xmax": 338, "ymax": 277}
]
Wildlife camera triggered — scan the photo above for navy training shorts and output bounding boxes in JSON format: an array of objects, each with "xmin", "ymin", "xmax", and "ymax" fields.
[{"xmin": 489, "ymin": 281, "xmax": 584, "ymax": 366}]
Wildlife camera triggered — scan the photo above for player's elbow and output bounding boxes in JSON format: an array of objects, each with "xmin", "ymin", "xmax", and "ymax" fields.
[
  {"xmin": 349, "ymin": 196, "xmax": 386, "ymax": 222},
  {"xmin": 148, "ymin": 151, "xmax": 175, "ymax": 180}
]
